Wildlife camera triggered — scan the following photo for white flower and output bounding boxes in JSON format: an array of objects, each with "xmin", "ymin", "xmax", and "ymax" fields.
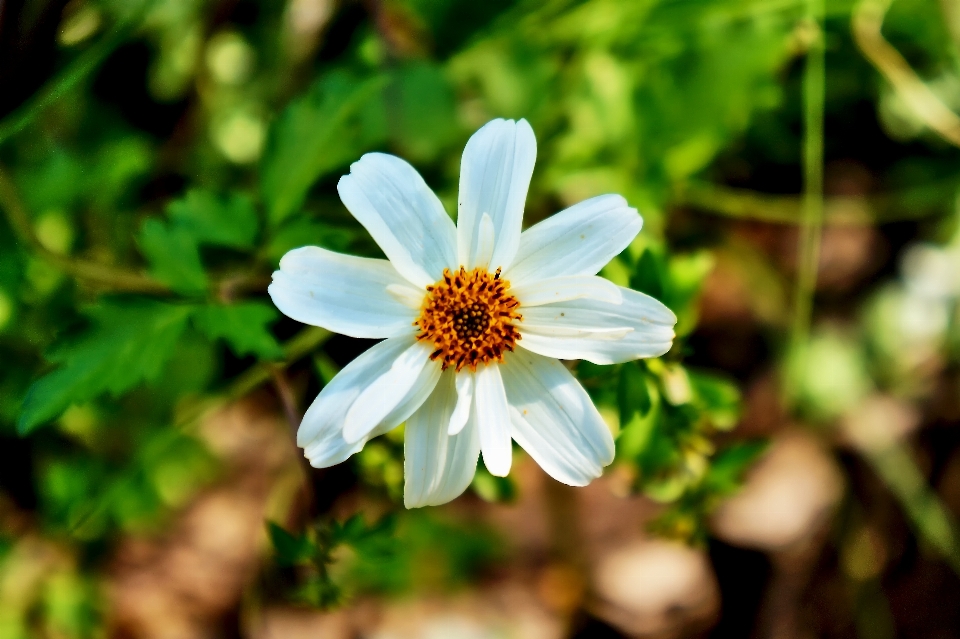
[{"xmin": 268, "ymin": 118, "xmax": 676, "ymax": 508}]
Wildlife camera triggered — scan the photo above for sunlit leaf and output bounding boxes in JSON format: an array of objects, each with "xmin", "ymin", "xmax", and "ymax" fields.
[{"xmin": 688, "ymin": 369, "xmax": 741, "ymax": 430}]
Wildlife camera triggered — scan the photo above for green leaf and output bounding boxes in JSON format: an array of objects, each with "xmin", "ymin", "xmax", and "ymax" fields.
[
  {"xmin": 702, "ymin": 440, "xmax": 768, "ymax": 496},
  {"xmin": 618, "ymin": 361, "xmax": 652, "ymax": 422},
  {"xmin": 260, "ymin": 70, "xmax": 388, "ymax": 226},
  {"xmin": 331, "ymin": 513, "xmax": 398, "ymax": 545},
  {"xmin": 166, "ymin": 189, "xmax": 258, "ymax": 249},
  {"xmin": 688, "ymin": 369, "xmax": 741, "ymax": 430},
  {"xmin": 138, "ymin": 219, "xmax": 207, "ymax": 294},
  {"xmin": 386, "ymin": 62, "xmax": 458, "ymax": 162},
  {"xmin": 18, "ymin": 301, "xmax": 192, "ymax": 434},
  {"xmin": 471, "ymin": 466, "xmax": 517, "ymax": 503},
  {"xmin": 267, "ymin": 521, "xmax": 316, "ymax": 566},
  {"xmin": 667, "ymin": 251, "xmax": 714, "ymax": 315},
  {"xmin": 630, "ymin": 249, "xmax": 665, "ymax": 300},
  {"xmin": 192, "ymin": 302, "xmax": 283, "ymax": 359},
  {"xmin": 266, "ymin": 216, "xmax": 354, "ymax": 263}
]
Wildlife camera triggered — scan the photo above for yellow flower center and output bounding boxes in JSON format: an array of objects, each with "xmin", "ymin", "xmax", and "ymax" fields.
[{"xmin": 415, "ymin": 267, "xmax": 522, "ymax": 371}]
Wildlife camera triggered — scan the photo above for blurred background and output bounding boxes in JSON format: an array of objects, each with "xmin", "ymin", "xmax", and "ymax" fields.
[{"xmin": 2, "ymin": 0, "xmax": 960, "ymax": 637}]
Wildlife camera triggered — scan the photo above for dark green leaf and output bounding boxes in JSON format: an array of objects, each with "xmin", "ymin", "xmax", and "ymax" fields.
[
  {"xmin": 702, "ymin": 440, "xmax": 768, "ymax": 496},
  {"xmin": 260, "ymin": 71, "xmax": 388, "ymax": 226},
  {"xmin": 167, "ymin": 189, "xmax": 259, "ymax": 249},
  {"xmin": 192, "ymin": 302, "xmax": 283, "ymax": 359},
  {"xmin": 18, "ymin": 301, "xmax": 192, "ymax": 434},
  {"xmin": 138, "ymin": 219, "xmax": 207, "ymax": 294},
  {"xmin": 618, "ymin": 361, "xmax": 652, "ymax": 422},
  {"xmin": 266, "ymin": 216, "xmax": 354, "ymax": 263},
  {"xmin": 267, "ymin": 521, "xmax": 316, "ymax": 566},
  {"xmin": 630, "ymin": 249, "xmax": 665, "ymax": 300}
]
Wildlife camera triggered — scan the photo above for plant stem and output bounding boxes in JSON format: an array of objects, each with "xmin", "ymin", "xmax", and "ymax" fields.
[
  {"xmin": 787, "ymin": 0, "xmax": 826, "ymax": 405},
  {"xmin": 854, "ymin": 0, "xmax": 960, "ymax": 148},
  {"xmin": 674, "ymin": 178, "xmax": 956, "ymax": 226},
  {"xmin": 0, "ymin": 166, "xmax": 170, "ymax": 294},
  {"xmin": 865, "ymin": 445, "xmax": 960, "ymax": 576}
]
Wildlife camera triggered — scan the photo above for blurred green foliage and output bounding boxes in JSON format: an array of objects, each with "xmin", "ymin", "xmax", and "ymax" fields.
[
  {"xmin": 2, "ymin": 0, "xmax": 960, "ymax": 635},
  {"xmin": 266, "ymin": 511, "xmax": 501, "ymax": 607}
]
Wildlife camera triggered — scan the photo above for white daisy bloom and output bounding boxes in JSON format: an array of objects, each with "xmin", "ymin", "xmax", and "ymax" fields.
[{"xmin": 268, "ymin": 118, "xmax": 677, "ymax": 508}]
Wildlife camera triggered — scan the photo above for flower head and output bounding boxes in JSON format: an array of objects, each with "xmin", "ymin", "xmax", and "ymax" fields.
[{"xmin": 268, "ymin": 118, "xmax": 676, "ymax": 508}]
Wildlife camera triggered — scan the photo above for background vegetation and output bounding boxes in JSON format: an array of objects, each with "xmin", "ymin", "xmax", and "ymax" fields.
[{"xmin": 2, "ymin": 0, "xmax": 960, "ymax": 637}]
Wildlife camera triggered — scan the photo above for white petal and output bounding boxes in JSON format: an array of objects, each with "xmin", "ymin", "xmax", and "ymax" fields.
[
  {"xmin": 269, "ymin": 246, "xmax": 419, "ymax": 339},
  {"xmin": 457, "ymin": 119, "xmax": 536, "ymax": 271},
  {"xmin": 500, "ymin": 348, "xmax": 614, "ymax": 486},
  {"xmin": 509, "ymin": 275, "xmax": 622, "ymax": 307},
  {"xmin": 343, "ymin": 340, "xmax": 440, "ymax": 444},
  {"xmin": 517, "ymin": 286, "xmax": 676, "ymax": 364},
  {"xmin": 404, "ymin": 372, "xmax": 481, "ymax": 508},
  {"xmin": 473, "ymin": 213, "xmax": 496, "ymax": 270},
  {"xmin": 475, "ymin": 363, "xmax": 513, "ymax": 476},
  {"xmin": 505, "ymin": 194, "xmax": 642, "ymax": 286},
  {"xmin": 378, "ymin": 357, "xmax": 445, "ymax": 434},
  {"xmin": 298, "ymin": 336, "xmax": 412, "ymax": 468},
  {"xmin": 337, "ymin": 153, "xmax": 458, "ymax": 288},
  {"xmin": 386, "ymin": 283, "xmax": 426, "ymax": 309},
  {"xmin": 519, "ymin": 325, "xmax": 633, "ymax": 340},
  {"xmin": 448, "ymin": 370, "xmax": 474, "ymax": 435}
]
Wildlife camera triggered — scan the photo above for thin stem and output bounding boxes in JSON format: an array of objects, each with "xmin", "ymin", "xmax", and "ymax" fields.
[
  {"xmin": 865, "ymin": 445, "xmax": 960, "ymax": 575},
  {"xmin": 270, "ymin": 366, "xmax": 303, "ymax": 435},
  {"xmin": 1, "ymin": 165, "xmax": 277, "ymax": 297},
  {"xmin": 854, "ymin": 0, "xmax": 960, "ymax": 148},
  {"xmin": 0, "ymin": 166, "xmax": 170, "ymax": 294},
  {"xmin": 674, "ymin": 179, "xmax": 955, "ymax": 226},
  {"xmin": 787, "ymin": 0, "xmax": 826, "ymax": 405}
]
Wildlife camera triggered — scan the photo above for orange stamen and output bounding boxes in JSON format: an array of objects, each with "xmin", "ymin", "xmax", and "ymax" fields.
[{"xmin": 415, "ymin": 267, "xmax": 522, "ymax": 371}]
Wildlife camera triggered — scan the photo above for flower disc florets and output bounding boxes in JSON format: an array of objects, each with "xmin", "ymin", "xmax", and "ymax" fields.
[{"xmin": 415, "ymin": 266, "xmax": 522, "ymax": 371}]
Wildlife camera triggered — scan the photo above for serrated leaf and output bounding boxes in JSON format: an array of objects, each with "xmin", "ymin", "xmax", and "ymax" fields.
[
  {"xmin": 192, "ymin": 302, "xmax": 283, "ymax": 359},
  {"xmin": 18, "ymin": 301, "xmax": 192, "ymax": 434},
  {"xmin": 138, "ymin": 219, "xmax": 207, "ymax": 294},
  {"xmin": 167, "ymin": 189, "xmax": 258, "ymax": 249},
  {"xmin": 260, "ymin": 70, "xmax": 388, "ymax": 226},
  {"xmin": 267, "ymin": 521, "xmax": 315, "ymax": 566}
]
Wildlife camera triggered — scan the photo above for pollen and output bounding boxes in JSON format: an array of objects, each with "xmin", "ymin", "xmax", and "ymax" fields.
[{"xmin": 415, "ymin": 266, "xmax": 522, "ymax": 371}]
